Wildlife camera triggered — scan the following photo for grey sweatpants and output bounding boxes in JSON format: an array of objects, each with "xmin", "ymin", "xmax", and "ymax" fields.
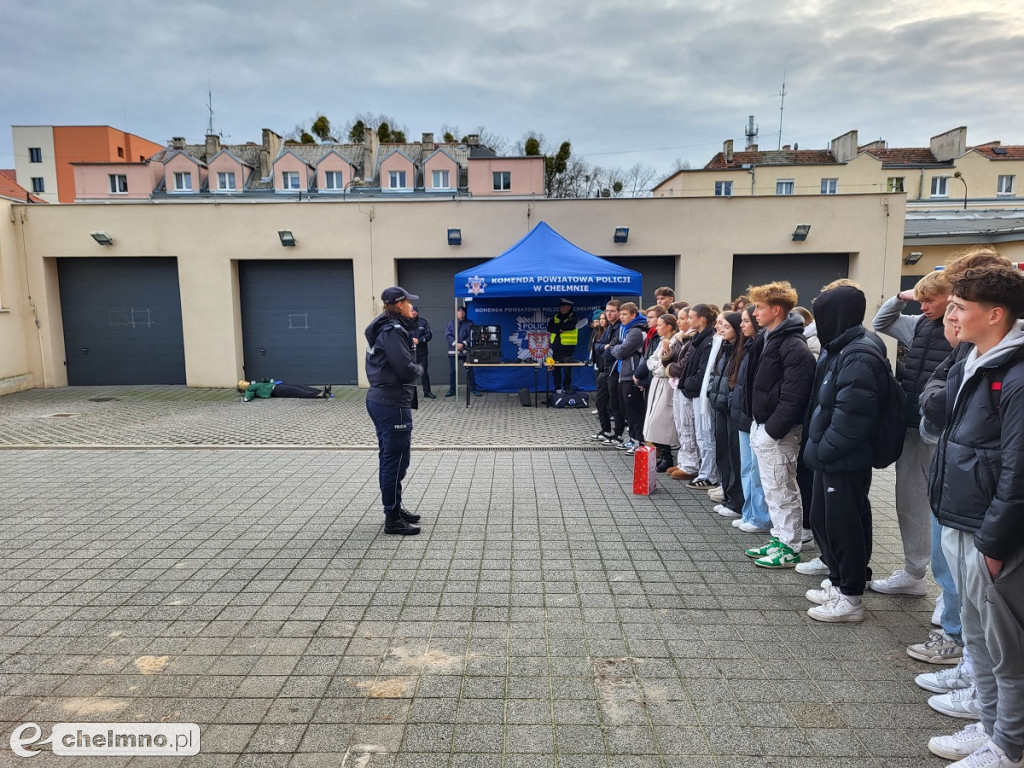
[
  {"xmin": 894, "ymin": 429, "xmax": 934, "ymax": 579},
  {"xmin": 944, "ymin": 528, "xmax": 1024, "ymax": 761}
]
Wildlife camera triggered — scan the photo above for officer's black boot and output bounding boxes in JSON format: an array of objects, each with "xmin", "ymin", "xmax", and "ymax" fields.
[
  {"xmin": 384, "ymin": 510, "xmax": 420, "ymax": 535},
  {"xmin": 399, "ymin": 505, "xmax": 421, "ymax": 523}
]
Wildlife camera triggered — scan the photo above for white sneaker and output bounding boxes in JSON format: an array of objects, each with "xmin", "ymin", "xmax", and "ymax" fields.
[
  {"xmin": 714, "ymin": 504, "xmax": 740, "ymax": 518},
  {"xmin": 933, "ymin": 593, "xmax": 945, "ymax": 627},
  {"xmin": 947, "ymin": 740, "xmax": 1024, "ymax": 768},
  {"xmin": 731, "ymin": 518, "xmax": 744, "ymax": 528},
  {"xmin": 795, "ymin": 556, "xmax": 830, "ymax": 576},
  {"xmin": 805, "ymin": 584, "xmax": 837, "ymax": 605},
  {"xmin": 869, "ymin": 568, "xmax": 928, "ymax": 596},
  {"xmin": 929, "ymin": 685, "xmax": 981, "ymax": 720},
  {"xmin": 801, "ymin": 527, "xmax": 814, "ymax": 545},
  {"xmin": 917, "ymin": 658, "xmax": 974, "ymax": 693},
  {"xmin": 907, "ymin": 629, "xmax": 964, "ymax": 665},
  {"xmin": 707, "ymin": 486, "xmax": 725, "ymax": 502},
  {"xmin": 738, "ymin": 521, "xmax": 770, "ymax": 533},
  {"xmin": 929, "ymin": 723, "xmax": 990, "ymax": 760},
  {"xmin": 807, "ymin": 593, "xmax": 865, "ymax": 623}
]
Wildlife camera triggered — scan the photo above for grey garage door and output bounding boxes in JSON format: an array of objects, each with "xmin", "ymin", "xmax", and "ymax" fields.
[
  {"xmin": 396, "ymin": 258, "xmax": 490, "ymax": 391},
  {"xmin": 239, "ymin": 260, "xmax": 357, "ymax": 385},
  {"xmin": 603, "ymin": 255, "xmax": 676, "ymax": 308},
  {"xmin": 731, "ymin": 253, "xmax": 850, "ymax": 309},
  {"xmin": 58, "ymin": 257, "xmax": 186, "ymax": 385}
]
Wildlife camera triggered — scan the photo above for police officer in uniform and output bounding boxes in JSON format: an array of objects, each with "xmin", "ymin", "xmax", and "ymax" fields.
[
  {"xmin": 548, "ymin": 298, "xmax": 579, "ymax": 391},
  {"xmin": 364, "ymin": 286, "xmax": 423, "ymax": 535}
]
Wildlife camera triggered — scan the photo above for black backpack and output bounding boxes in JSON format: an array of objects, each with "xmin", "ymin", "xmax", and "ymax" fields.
[{"xmin": 838, "ymin": 339, "xmax": 907, "ymax": 469}]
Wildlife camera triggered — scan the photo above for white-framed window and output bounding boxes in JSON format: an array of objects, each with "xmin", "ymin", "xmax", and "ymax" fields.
[
  {"xmin": 820, "ymin": 178, "xmax": 838, "ymax": 195},
  {"xmin": 432, "ymin": 169, "xmax": 451, "ymax": 189},
  {"xmin": 281, "ymin": 171, "xmax": 300, "ymax": 190},
  {"xmin": 776, "ymin": 179, "xmax": 794, "ymax": 196},
  {"xmin": 887, "ymin": 177, "xmax": 905, "ymax": 193},
  {"xmin": 388, "ymin": 170, "xmax": 408, "ymax": 189},
  {"xmin": 31, "ymin": 177, "xmax": 44, "ymax": 193},
  {"xmin": 493, "ymin": 171, "xmax": 511, "ymax": 191},
  {"xmin": 714, "ymin": 181, "xmax": 732, "ymax": 197},
  {"xmin": 217, "ymin": 171, "xmax": 236, "ymax": 191},
  {"xmin": 29, "ymin": 147, "xmax": 42, "ymax": 163},
  {"xmin": 324, "ymin": 171, "xmax": 344, "ymax": 190},
  {"xmin": 108, "ymin": 174, "xmax": 128, "ymax": 194},
  {"xmin": 173, "ymin": 172, "xmax": 193, "ymax": 191},
  {"xmin": 997, "ymin": 175, "xmax": 1015, "ymax": 195},
  {"xmin": 931, "ymin": 176, "xmax": 949, "ymax": 197}
]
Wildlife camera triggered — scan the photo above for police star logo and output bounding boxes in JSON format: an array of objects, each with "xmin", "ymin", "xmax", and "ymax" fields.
[{"xmin": 465, "ymin": 276, "xmax": 486, "ymax": 296}]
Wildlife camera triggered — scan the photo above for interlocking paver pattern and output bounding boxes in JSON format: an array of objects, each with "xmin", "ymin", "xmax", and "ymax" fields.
[{"xmin": 0, "ymin": 387, "xmax": 952, "ymax": 766}]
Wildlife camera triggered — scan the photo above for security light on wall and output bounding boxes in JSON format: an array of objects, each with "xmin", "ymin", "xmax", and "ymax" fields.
[
  {"xmin": 447, "ymin": 228, "xmax": 462, "ymax": 246},
  {"xmin": 905, "ymin": 251, "xmax": 924, "ymax": 265},
  {"xmin": 792, "ymin": 224, "xmax": 811, "ymax": 242},
  {"xmin": 613, "ymin": 227, "xmax": 629, "ymax": 243},
  {"xmin": 90, "ymin": 231, "xmax": 114, "ymax": 246},
  {"xmin": 278, "ymin": 230, "xmax": 296, "ymax": 247}
]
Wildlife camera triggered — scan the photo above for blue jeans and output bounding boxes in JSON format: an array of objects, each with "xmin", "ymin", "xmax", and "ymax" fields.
[
  {"xmin": 365, "ymin": 399, "xmax": 412, "ymax": 516},
  {"xmin": 932, "ymin": 517, "xmax": 962, "ymax": 641},
  {"xmin": 448, "ymin": 356, "xmax": 475, "ymax": 391},
  {"xmin": 738, "ymin": 429, "xmax": 771, "ymax": 530}
]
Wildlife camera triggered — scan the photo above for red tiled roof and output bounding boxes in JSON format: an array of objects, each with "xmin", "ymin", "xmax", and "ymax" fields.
[
  {"xmin": 703, "ymin": 149, "xmax": 836, "ymax": 170},
  {"xmin": 0, "ymin": 169, "xmax": 46, "ymax": 203},
  {"xmin": 970, "ymin": 144, "xmax": 1024, "ymax": 160},
  {"xmin": 863, "ymin": 147, "xmax": 947, "ymax": 166}
]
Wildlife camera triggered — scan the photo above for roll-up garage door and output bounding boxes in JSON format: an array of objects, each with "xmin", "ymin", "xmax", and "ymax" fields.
[
  {"xmin": 603, "ymin": 255, "xmax": 676, "ymax": 307},
  {"xmin": 396, "ymin": 258, "xmax": 490, "ymax": 390},
  {"xmin": 239, "ymin": 260, "xmax": 357, "ymax": 385},
  {"xmin": 58, "ymin": 257, "xmax": 186, "ymax": 385},
  {"xmin": 731, "ymin": 253, "xmax": 850, "ymax": 308}
]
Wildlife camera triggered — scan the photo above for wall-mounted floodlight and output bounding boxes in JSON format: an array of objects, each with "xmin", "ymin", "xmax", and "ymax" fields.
[
  {"xmin": 905, "ymin": 251, "xmax": 924, "ymax": 265},
  {"xmin": 91, "ymin": 231, "xmax": 114, "ymax": 246},
  {"xmin": 792, "ymin": 224, "xmax": 811, "ymax": 242},
  {"xmin": 278, "ymin": 230, "xmax": 296, "ymax": 247},
  {"xmin": 447, "ymin": 228, "xmax": 462, "ymax": 246},
  {"xmin": 613, "ymin": 226, "xmax": 629, "ymax": 243}
]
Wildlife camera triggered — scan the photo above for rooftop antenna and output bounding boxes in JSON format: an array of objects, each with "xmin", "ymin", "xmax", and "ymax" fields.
[
  {"xmin": 777, "ymin": 68, "xmax": 787, "ymax": 150},
  {"xmin": 744, "ymin": 115, "xmax": 758, "ymax": 149},
  {"xmin": 205, "ymin": 83, "xmax": 227, "ymax": 138}
]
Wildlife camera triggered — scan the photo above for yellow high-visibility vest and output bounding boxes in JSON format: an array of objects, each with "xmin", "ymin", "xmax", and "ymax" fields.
[{"xmin": 550, "ymin": 315, "xmax": 578, "ymax": 346}]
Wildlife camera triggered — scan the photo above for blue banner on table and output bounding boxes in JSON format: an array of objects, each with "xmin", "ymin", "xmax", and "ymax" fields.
[{"xmin": 466, "ymin": 298, "xmax": 606, "ymax": 394}]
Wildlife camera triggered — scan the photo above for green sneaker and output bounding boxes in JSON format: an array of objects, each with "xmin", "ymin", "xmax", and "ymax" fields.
[
  {"xmin": 745, "ymin": 537, "xmax": 779, "ymax": 559},
  {"xmin": 754, "ymin": 542, "xmax": 801, "ymax": 569}
]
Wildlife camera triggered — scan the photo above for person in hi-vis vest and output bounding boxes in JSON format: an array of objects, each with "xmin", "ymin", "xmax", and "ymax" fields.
[{"xmin": 548, "ymin": 298, "xmax": 579, "ymax": 391}]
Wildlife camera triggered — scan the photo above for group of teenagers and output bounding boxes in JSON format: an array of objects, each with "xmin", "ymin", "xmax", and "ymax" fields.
[{"xmin": 587, "ymin": 251, "xmax": 1024, "ymax": 767}]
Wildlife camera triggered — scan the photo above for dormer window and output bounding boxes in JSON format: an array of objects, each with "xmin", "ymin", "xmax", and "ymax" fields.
[
  {"xmin": 217, "ymin": 172, "xmax": 236, "ymax": 191},
  {"xmin": 109, "ymin": 174, "xmax": 128, "ymax": 194},
  {"xmin": 173, "ymin": 172, "xmax": 193, "ymax": 191},
  {"xmin": 324, "ymin": 171, "xmax": 344, "ymax": 191},
  {"xmin": 432, "ymin": 169, "xmax": 451, "ymax": 189},
  {"xmin": 389, "ymin": 170, "xmax": 408, "ymax": 190},
  {"xmin": 493, "ymin": 171, "xmax": 511, "ymax": 191},
  {"xmin": 281, "ymin": 171, "xmax": 300, "ymax": 190}
]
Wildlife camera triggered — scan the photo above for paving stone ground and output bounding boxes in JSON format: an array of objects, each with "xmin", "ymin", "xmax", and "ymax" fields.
[{"xmin": 0, "ymin": 387, "xmax": 956, "ymax": 767}]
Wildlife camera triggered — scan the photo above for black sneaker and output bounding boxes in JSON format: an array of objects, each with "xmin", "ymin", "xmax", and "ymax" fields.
[
  {"xmin": 444, "ymin": 390, "xmax": 455, "ymax": 397},
  {"xmin": 687, "ymin": 478, "xmax": 716, "ymax": 490}
]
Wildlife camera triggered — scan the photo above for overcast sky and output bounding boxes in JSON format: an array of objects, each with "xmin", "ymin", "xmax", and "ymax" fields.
[{"xmin": 3, "ymin": 0, "xmax": 1024, "ymax": 184}]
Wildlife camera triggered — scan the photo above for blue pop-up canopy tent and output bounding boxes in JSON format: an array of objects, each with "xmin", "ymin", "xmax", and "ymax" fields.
[{"xmin": 450, "ymin": 222, "xmax": 642, "ymax": 394}]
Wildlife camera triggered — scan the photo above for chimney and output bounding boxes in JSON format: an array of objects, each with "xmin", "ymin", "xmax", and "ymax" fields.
[
  {"xmin": 260, "ymin": 128, "xmax": 283, "ymax": 178},
  {"xmin": 782, "ymin": 144, "xmax": 791, "ymax": 151},
  {"xmin": 747, "ymin": 143, "xmax": 758, "ymax": 152},
  {"xmin": 723, "ymin": 140, "xmax": 734, "ymax": 163},
  {"xmin": 363, "ymin": 129, "xmax": 380, "ymax": 182},
  {"xmin": 931, "ymin": 126, "xmax": 967, "ymax": 162},
  {"xmin": 171, "ymin": 136, "xmax": 186, "ymax": 150},
  {"xmin": 466, "ymin": 134, "xmax": 480, "ymax": 146},
  {"xmin": 830, "ymin": 130, "xmax": 859, "ymax": 163},
  {"xmin": 422, "ymin": 132, "xmax": 434, "ymax": 153},
  {"xmin": 205, "ymin": 134, "xmax": 221, "ymax": 160}
]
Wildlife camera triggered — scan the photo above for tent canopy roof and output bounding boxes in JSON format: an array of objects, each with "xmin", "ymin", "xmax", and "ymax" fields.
[{"xmin": 453, "ymin": 221, "xmax": 642, "ymax": 299}]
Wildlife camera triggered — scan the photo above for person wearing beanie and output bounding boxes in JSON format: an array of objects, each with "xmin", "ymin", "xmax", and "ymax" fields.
[{"xmin": 364, "ymin": 286, "xmax": 424, "ymax": 536}]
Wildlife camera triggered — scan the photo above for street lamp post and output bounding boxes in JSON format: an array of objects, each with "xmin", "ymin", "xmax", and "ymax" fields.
[
  {"xmin": 343, "ymin": 177, "xmax": 364, "ymax": 200},
  {"xmin": 953, "ymin": 171, "xmax": 968, "ymax": 210}
]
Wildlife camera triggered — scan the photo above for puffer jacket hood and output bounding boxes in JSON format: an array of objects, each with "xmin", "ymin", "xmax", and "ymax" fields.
[{"xmin": 812, "ymin": 286, "xmax": 866, "ymax": 347}]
